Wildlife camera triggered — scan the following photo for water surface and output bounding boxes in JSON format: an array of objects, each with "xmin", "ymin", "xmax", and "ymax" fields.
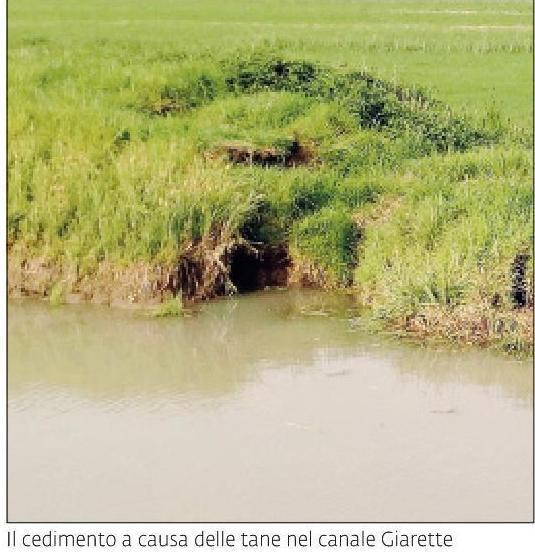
[{"xmin": 8, "ymin": 291, "xmax": 533, "ymax": 521}]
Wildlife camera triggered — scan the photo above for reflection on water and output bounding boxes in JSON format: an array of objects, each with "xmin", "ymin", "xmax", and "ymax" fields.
[{"xmin": 8, "ymin": 291, "xmax": 533, "ymax": 522}]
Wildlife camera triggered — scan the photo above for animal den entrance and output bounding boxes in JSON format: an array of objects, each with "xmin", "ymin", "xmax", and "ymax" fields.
[{"xmin": 229, "ymin": 244, "xmax": 289, "ymax": 293}]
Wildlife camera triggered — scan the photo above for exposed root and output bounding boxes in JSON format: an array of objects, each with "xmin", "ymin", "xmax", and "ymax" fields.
[
  {"xmin": 180, "ymin": 238, "xmax": 290, "ymax": 299},
  {"xmin": 9, "ymin": 235, "xmax": 292, "ymax": 305},
  {"xmin": 179, "ymin": 235, "xmax": 237, "ymax": 300}
]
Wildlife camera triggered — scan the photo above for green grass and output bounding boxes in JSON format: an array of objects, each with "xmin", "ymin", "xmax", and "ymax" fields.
[
  {"xmin": 7, "ymin": 0, "xmax": 533, "ymax": 349},
  {"xmin": 153, "ymin": 297, "xmax": 184, "ymax": 318},
  {"xmin": 8, "ymin": 0, "xmax": 532, "ymax": 121},
  {"xmin": 356, "ymin": 148, "xmax": 532, "ymax": 313}
]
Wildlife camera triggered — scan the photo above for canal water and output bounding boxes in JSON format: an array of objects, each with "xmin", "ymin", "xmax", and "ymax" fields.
[{"xmin": 7, "ymin": 291, "xmax": 533, "ymax": 521}]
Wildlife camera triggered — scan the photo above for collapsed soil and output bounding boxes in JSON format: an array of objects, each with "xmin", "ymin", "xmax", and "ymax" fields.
[{"xmin": 212, "ymin": 140, "xmax": 315, "ymax": 168}]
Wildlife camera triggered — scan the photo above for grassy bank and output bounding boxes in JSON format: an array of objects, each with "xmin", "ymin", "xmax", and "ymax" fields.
[{"xmin": 8, "ymin": 0, "xmax": 533, "ymax": 352}]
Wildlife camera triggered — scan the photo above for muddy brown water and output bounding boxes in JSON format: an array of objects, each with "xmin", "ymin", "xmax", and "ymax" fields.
[{"xmin": 7, "ymin": 291, "xmax": 533, "ymax": 522}]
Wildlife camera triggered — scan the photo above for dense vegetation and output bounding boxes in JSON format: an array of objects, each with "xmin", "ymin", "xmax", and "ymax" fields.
[{"xmin": 8, "ymin": 0, "xmax": 533, "ymax": 351}]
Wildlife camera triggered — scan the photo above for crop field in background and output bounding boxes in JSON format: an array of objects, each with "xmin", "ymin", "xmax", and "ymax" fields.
[
  {"xmin": 9, "ymin": 0, "xmax": 533, "ymax": 121},
  {"xmin": 7, "ymin": 0, "xmax": 534, "ymax": 351}
]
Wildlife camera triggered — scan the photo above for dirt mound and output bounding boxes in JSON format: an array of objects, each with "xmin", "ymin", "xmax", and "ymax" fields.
[{"xmin": 212, "ymin": 139, "xmax": 314, "ymax": 167}]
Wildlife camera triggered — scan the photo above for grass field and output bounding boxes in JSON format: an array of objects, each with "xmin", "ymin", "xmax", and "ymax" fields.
[
  {"xmin": 8, "ymin": 0, "xmax": 533, "ymax": 120},
  {"xmin": 7, "ymin": 0, "xmax": 534, "ymax": 351}
]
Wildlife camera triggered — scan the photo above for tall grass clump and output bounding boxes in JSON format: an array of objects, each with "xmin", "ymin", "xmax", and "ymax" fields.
[
  {"xmin": 355, "ymin": 152, "xmax": 532, "ymax": 351},
  {"xmin": 291, "ymin": 206, "xmax": 359, "ymax": 286},
  {"xmin": 153, "ymin": 297, "xmax": 183, "ymax": 318}
]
